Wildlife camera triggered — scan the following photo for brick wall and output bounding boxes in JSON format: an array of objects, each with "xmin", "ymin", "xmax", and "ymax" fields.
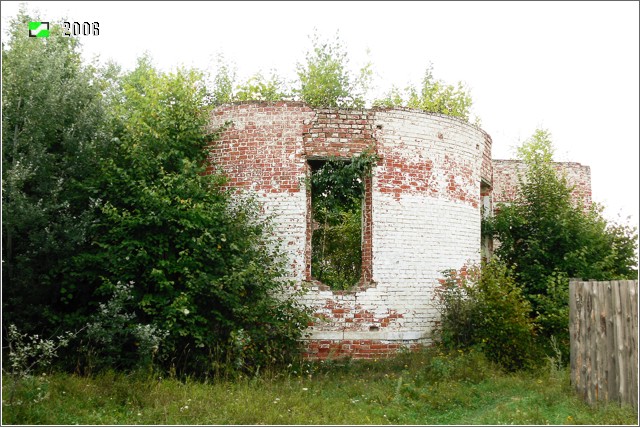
[
  {"xmin": 303, "ymin": 339, "xmax": 422, "ymax": 360},
  {"xmin": 303, "ymin": 110, "xmax": 377, "ymax": 158},
  {"xmin": 209, "ymin": 102, "xmax": 313, "ymax": 281},
  {"xmin": 481, "ymin": 133, "xmax": 493, "ymax": 186},
  {"xmin": 492, "ymin": 159, "xmax": 592, "ymax": 211},
  {"xmin": 208, "ymin": 103, "xmax": 489, "ymax": 359}
]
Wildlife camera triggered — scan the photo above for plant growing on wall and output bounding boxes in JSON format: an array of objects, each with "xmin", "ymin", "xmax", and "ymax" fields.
[
  {"xmin": 209, "ymin": 31, "xmax": 473, "ymax": 120},
  {"xmin": 373, "ymin": 63, "xmax": 474, "ymax": 122},
  {"xmin": 210, "ymin": 52, "xmax": 237, "ymax": 105},
  {"xmin": 210, "ymin": 54, "xmax": 290, "ymax": 104},
  {"xmin": 295, "ymin": 30, "xmax": 373, "ymax": 108},
  {"xmin": 236, "ymin": 70, "xmax": 290, "ymax": 102},
  {"xmin": 310, "ymin": 151, "xmax": 378, "ymax": 290}
]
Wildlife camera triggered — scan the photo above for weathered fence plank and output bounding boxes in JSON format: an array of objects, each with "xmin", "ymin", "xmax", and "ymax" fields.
[
  {"xmin": 569, "ymin": 281, "xmax": 579, "ymax": 392},
  {"xmin": 604, "ymin": 281, "xmax": 616, "ymax": 403},
  {"xmin": 570, "ymin": 280, "xmax": 638, "ymax": 410},
  {"xmin": 630, "ymin": 281, "xmax": 638, "ymax": 406}
]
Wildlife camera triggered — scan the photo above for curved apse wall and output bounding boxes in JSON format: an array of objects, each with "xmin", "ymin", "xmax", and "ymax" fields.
[{"xmin": 209, "ymin": 102, "xmax": 492, "ymax": 359}]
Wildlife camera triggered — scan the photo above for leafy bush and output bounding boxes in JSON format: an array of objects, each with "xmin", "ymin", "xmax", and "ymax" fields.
[
  {"xmin": 79, "ymin": 281, "xmax": 167, "ymax": 374},
  {"xmin": 530, "ymin": 272, "xmax": 571, "ymax": 362},
  {"xmin": 2, "ymin": 324, "xmax": 80, "ymax": 406},
  {"xmin": 69, "ymin": 60, "xmax": 313, "ymax": 377},
  {"xmin": 485, "ymin": 129, "xmax": 637, "ymax": 359},
  {"xmin": 3, "ymin": 20, "xmax": 313, "ymax": 377},
  {"xmin": 3, "ymin": 325, "xmax": 76, "ymax": 380},
  {"xmin": 433, "ymin": 260, "xmax": 539, "ymax": 371},
  {"xmin": 2, "ymin": 11, "xmax": 112, "ymax": 335}
]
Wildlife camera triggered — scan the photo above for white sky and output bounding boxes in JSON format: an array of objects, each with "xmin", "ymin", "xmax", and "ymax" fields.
[{"xmin": 2, "ymin": 1, "xmax": 639, "ymax": 228}]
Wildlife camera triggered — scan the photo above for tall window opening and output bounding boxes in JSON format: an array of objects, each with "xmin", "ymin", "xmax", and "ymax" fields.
[
  {"xmin": 309, "ymin": 158, "xmax": 363, "ymax": 290},
  {"xmin": 480, "ymin": 180, "xmax": 493, "ymax": 261}
]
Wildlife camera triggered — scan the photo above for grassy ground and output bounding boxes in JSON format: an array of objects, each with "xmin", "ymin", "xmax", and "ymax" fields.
[{"xmin": 2, "ymin": 348, "xmax": 637, "ymax": 425}]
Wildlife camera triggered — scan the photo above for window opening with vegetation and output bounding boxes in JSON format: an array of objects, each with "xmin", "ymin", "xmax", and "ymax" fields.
[{"xmin": 309, "ymin": 151, "xmax": 378, "ymax": 290}]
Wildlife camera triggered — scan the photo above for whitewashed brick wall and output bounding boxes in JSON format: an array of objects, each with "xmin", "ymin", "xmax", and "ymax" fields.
[{"xmin": 209, "ymin": 103, "xmax": 489, "ymax": 358}]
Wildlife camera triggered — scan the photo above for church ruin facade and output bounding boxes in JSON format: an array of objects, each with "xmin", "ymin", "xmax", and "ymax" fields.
[{"xmin": 207, "ymin": 101, "xmax": 591, "ymax": 359}]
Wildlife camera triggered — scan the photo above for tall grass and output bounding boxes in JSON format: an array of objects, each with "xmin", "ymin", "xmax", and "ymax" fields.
[{"xmin": 3, "ymin": 348, "xmax": 637, "ymax": 425}]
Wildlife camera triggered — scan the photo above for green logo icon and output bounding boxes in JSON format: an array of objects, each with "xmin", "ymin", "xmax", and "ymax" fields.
[{"xmin": 29, "ymin": 22, "xmax": 50, "ymax": 38}]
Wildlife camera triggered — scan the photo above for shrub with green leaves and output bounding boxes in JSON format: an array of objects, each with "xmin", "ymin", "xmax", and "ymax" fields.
[
  {"xmin": 485, "ymin": 129, "xmax": 638, "ymax": 360},
  {"xmin": 487, "ymin": 129, "xmax": 638, "ymax": 299},
  {"xmin": 434, "ymin": 260, "xmax": 539, "ymax": 371},
  {"xmin": 529, "ymin": 271, "xmax": 571, "ymax": 362},
  {"xmin": 69, "ymin": 59, "xmax": 313, "ymax": 377},
  {"xmin": 236, "ymin": 70, "xmax": 289, "ymax": 102},
  {"xmin": 2, "ymin": 323, "xmax": 80, "ymax": 406},
  {"xmin": 2, "ymin": 10, "xmax": 113, "ymax": 335},
  {"xmin": 78, "ymin": 281, "xmax": 167, "ymax": 374}
]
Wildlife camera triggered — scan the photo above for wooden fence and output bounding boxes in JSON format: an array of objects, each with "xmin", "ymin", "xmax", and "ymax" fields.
[{"xmin": 569, "ymin": 280, "xmax": 638, "ymax": 409}]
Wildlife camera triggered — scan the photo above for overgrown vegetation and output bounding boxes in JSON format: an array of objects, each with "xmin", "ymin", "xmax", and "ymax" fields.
[
  {"xmin": 372, "ymin": 63, "xmax": 474, "ymax": 121},
  {"xmin": 482, "ymin": 129, "xmax": 638, "ymax": 359},
  {"xmin": 434, "ymin": 129, "xmax": 637, "ymax": 372},
  {"xmin": 208, "ymin": 31, "xmax": 474, "ymax": 120},
  {"xmin": 3, "ymin": 8, "xmax": 637, "ymax": 420},
  {"xmin": 3, "ymin": 349, "xmax": 637, "ymax": 425},
  {"xmin": 80, "ymin": 57, "xmax": 311, "ymax": 376},
  {"xmin": 309, "ymin": 151, "xmax": 379, "ymax": 290},
  {"xmin": 3, "ymin": 9, "xmax": 311, "ymax": 379},
  {"xmin": 436, "ymin": 130, "xmax": 638, "ymax": 370},
  {"xmin": 434, "ymin": 260, "xmax": 540, "ymax": 371},
  {"xmin": 1, "ymin": 6, "xmax": 475, "ymax": 381}
]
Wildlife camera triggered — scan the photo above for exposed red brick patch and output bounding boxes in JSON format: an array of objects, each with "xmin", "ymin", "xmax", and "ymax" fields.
[{"xmin": 303, "ymin": 339, "xmax": 423, "ymax": 360}]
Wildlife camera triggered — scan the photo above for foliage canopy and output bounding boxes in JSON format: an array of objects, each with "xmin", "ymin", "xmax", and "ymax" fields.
[
  {"xmin": 2, "ymin": 10, "xmax": 112, "ymax": 333},
  {"xmin": 484, "ymin": 128, "xmax": 638, "ymax": 357},
  {"xmin": 2, "ymin": 12, "xmax": 311, "ymax": 377}
]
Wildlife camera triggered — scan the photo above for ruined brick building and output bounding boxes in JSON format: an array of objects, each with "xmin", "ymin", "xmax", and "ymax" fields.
[{"xmin": 207, "ymin": 101, "xmax": 592, "ymax": 359}]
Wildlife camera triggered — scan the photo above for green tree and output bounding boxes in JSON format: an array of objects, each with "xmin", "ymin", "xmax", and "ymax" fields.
[
  {"xmin": 236, "ymin": 70, "xmax": 290, "ymax": 102},
  {"xmin": 2, "ymin": 10, "xmax": 111, "ymax": 333},
  {"xmin": 76, "ymin": 59, "xmax": 311, "ymax": 375},
  {"xmin": 374, "ymin": 64, "xmax": 473, "ymax": 121},
  {"xmin": 295, "ymin": 31, "xmax": 372, "ymax": 108},
  {"xmin": 485, "ymin": 129, "xmax": 638, "ymax": 356},
  {"xmin": 210, "ymin": 53, "xmax": 236, "ymax": 105}
]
